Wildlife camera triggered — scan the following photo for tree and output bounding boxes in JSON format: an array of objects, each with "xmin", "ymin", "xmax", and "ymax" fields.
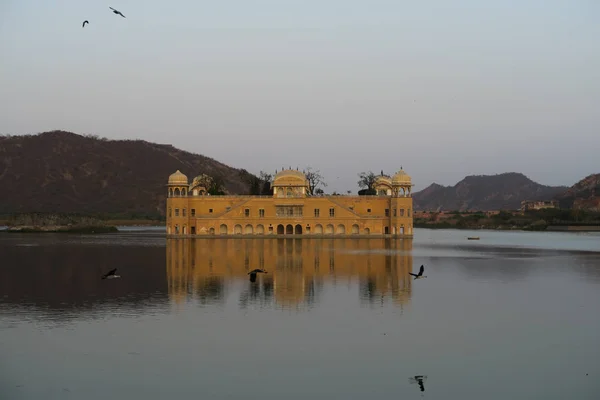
[
  {"xmin": 239, "ymin": 170, "xmax": 274, "ymax": 196},
  {"xmin": 192, "ymin": 173, "xmax": 226, "ymax": 195},
  {"xmin": 248, "ymin": 176, "xmax": 262, "ymax": 195},
  {"xmin": 315, "ymin": 188, "xmax": 324, "ymax": 195},
  {"xmin": 192, "ymin": 174, "xmax": 214, "ymax": 190},
  {"xmin": 305, "ymin": 167, "xmax": 327, "ymax": 195},
  {"xmin": 357, "ymin": 171, "xmax": 377, "ymax": 192},
  {"xmin": 238, "ymin": 169, "xmax": 263, "ymax": 195},
  {"xmin": 358, "ymin": 188, "xmax": 376, "ymax": 196},
  {"xmin": 208, "ymin": 176, "xmax": 226, "ymax": 195},
  {"xmin": 259, "ymin": 171, "xmax": 273, "ymax": 195}
]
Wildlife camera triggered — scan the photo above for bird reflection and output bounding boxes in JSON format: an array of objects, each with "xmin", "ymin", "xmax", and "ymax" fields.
[
  {"xmin": 239, "ymin": 273, "xmax": 274, "ymax": 309},
  {"xmin": 409, "ymin": 375, "xmax": 427, "ymax": 392}
]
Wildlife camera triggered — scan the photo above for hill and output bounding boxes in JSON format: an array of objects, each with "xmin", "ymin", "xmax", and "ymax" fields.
[
  {"xmin": 554, "ymin": 173, "xmax": 600, "ymax": 211},
  {"xmin": 412, "ymin": 172, "xmax": 568, "ymax": 211},
  {"xmin": 0, "ymin": 130, "xmax": 254, "ymax": 217}
]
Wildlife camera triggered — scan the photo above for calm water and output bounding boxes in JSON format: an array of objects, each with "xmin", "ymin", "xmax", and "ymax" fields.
[{"xmin": 1, "ymin": 228, "xmax": 599, "ymax": 399}]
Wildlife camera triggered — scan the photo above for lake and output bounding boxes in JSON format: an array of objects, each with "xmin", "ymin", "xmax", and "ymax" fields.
[{"xmin": 1, "ymin": 228, "xmax": 599, "ymax": 399}]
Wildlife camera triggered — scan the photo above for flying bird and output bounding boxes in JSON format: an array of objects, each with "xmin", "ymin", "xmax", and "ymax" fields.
[
  {"xmin": 82, "ymin": 20, "xmax": 89, "ymax": 28},
  {"xmin": 409, "ymin": 265, "xmax": 427, "ymax": 280},
  {"xmin": 109, "ymin": 7, "xmax": 126, "ymax": 18},
  {"xmin": 409, "ymin": 375, "xmax": 427, "ymax": 392},
  {"xmin": 101, "ymin": 268, "xmax": 121, "ymax": 280},
  {"xmin": 248, "ymin": 268, "xmax": 267, "ymax": 274},
  {"xmin": 248, "ymin": 268, "xmax": 267, "ymax": 283}
]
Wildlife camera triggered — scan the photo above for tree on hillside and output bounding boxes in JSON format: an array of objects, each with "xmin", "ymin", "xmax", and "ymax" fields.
[
  {"xmin": 239, "ymin": 169, "xmax": 263, "ymax": 195},
  {"xmin": 208, "ymin": 175, "xmax": 226, "ymax": 195},
  {"xmin": 192, "ymin": 173, "xmax": 226, "ymax": 195},
  {"xmin": 357, "ymin": 171, "xmax": 377, "ymax": 194},
  {"xmin": 305, "ymin": 167, "xmax": 327, "ymax": 195},
  {"xmin": 259, "ymin": 171, "xmax": 273, "ymax": 195},
  {"xmin": 239, "ymin": 169, "xmax": 274, "ymax": 195},
  {"xmin": 192, "ymin": 174, "xmax": 213, "ymax": 190}
]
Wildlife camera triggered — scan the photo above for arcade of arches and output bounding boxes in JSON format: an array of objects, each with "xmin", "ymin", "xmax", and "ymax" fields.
[{"xmin": 166, "ymin": 222, "xmax": 411, "ymax": 236}]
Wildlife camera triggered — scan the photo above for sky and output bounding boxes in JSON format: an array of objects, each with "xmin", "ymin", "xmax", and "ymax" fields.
[{"xmin": 1, "ymin": 0, "xmax": 599, "ymax": 193}]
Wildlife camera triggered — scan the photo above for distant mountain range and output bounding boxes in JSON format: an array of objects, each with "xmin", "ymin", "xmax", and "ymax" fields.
[
  {"xmin": 0, "ymin": 131, "xmax": 253, "ymax": 217},
  {"xmin": 412, "ymin": 172, "xmax": 569, "ymax": 212},
  {"xmin": 1, "ymin": 131, "xmax": 597, "ymax": 215}
]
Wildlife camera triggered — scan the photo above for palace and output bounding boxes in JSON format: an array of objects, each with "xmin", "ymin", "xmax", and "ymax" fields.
[{"xmin": 166, "ymin": 167, "xmax": 414, "ymax": 238}]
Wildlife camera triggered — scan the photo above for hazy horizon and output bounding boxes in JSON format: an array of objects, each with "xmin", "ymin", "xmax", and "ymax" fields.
[{"xmin": 1, "ymin": 1, "xmax": 599, "ymax": 193}]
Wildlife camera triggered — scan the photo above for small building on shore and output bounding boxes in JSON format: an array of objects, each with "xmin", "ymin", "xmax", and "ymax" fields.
[
  {"xmin": 521, "ymin": 200, "xmax": 559, "ymax": 212},
  {"xmin": 166, "ymin": 168, "xmax": 414, "ymax": 238}
]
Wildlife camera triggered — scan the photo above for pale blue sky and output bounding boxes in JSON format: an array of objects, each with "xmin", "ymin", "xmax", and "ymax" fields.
[{"xmin": 1, "ymin": 0, "xmax": 598, "ymax": 192}]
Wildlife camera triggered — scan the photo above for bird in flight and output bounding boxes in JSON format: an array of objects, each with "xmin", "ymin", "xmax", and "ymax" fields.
[
  {"xmin": 409, "ymin": 265, "xmax": 427, "ymax": 280},
  {"xmin": 101, "ymin": 268, "xmax": 121, "ymax": 280},
  {"xmin": 248, "ymin": 268, "xmax": 267, "ymax": 283},
  {"xmin": 82, "ymin": 20, "xmax": 89, "ymax": 28},
  {"xmin": 109, "ymin": 7, "xmax": 126, "ymax": 18},
  {"xmin": 409, "ymin": 375, "xmax": 427, "ymax": 392}
]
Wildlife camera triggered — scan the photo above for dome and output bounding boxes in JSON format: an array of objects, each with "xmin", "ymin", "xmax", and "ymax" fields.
[
  {"xmin": 168, "ymin": 170, "xmax": 188, "ymax": 185},
  {"xmin": 273, "ymin": 169, "xmax": 309, "ymax": 186},
  {"xmin": 375, "ymin": 175, "xmax": 392, "ymax": 184},
  {"xmin": 392, "ymin": 168, "xmax": 412, "ymax": 185},
  {"xmin": 274, "ymin": 169, "xmax": 307, "ymax": 181}
]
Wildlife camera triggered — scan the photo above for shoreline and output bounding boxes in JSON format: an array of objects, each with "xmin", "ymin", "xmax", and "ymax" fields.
[
  {"xmin": 414, "ymin": 223, "xmax": 600, "ymax": 232},
  {"xmin": 414, "ymin": 209, "xmax": 600, "ymax": 232},
  {"xmin": 0, "ymin": 219, "xmax": 163, "ymax": 227},
  {"xmin": 2, "ymin": 225, "xmax": 119, "ymax": 234}
]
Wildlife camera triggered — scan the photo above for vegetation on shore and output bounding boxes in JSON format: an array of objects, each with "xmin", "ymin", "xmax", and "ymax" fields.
[
  {"xmin": 0, "ymin": 212, "xmax": 164, "ymax": 228},
  {"xmin": 0, "ymin": 213, "xmax": 127, "ymax": 233},
  {"xmin": 414, "ymin": 208, "xmax": 600, "ymax": 231}
]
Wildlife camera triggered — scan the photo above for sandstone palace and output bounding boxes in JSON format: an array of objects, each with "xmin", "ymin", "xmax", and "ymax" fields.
[{"xmin": 166, "ymin": 168, "xmax": 414, "ymax": 238}]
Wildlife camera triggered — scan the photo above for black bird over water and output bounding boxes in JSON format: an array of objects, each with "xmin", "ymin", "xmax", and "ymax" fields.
[
  {"xmin": 109, "ymin": 7, "xmax": 126, "ymax": 18},
  {"xmin": 101, "ymin": 268, "xmax": 121, "ymax": 280},
  {"xmin": 82, "ymin": 20, "xmax": 89, "ymax": 28},
  {"xmin": 409, "ymin": 265, "xmax": 427, "ymax": 280},
  {"xmin": 248, "ymin": 268, "xmax": 267, "ymax": 283}
]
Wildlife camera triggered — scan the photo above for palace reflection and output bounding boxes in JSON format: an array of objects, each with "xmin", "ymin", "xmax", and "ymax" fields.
[{"xmin": 166, "ymin": 238, "xmax": 414, "ymax": 310}]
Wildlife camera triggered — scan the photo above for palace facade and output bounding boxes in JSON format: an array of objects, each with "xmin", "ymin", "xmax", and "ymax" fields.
[{"xmin": 166, "ymin": 168, "xmax": 414, "ymax": 238}]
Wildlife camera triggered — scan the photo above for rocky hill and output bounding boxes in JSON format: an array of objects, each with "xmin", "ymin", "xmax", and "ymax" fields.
[
  {"xmin": 0, "ymin": 130, "xmax": 254, "ymax": 217},
  {"xmin": 554, "ymin": 173, "xmax": 600, "ymax": 211},
  {"xmin": 413, "ymin": 172, "xmax": 568, "ymax": 211}
]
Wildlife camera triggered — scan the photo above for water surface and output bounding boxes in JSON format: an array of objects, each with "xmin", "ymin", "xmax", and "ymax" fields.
[{"xmin": 1, "ymin": 229, "xmax": 599, "ymax": 399}]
